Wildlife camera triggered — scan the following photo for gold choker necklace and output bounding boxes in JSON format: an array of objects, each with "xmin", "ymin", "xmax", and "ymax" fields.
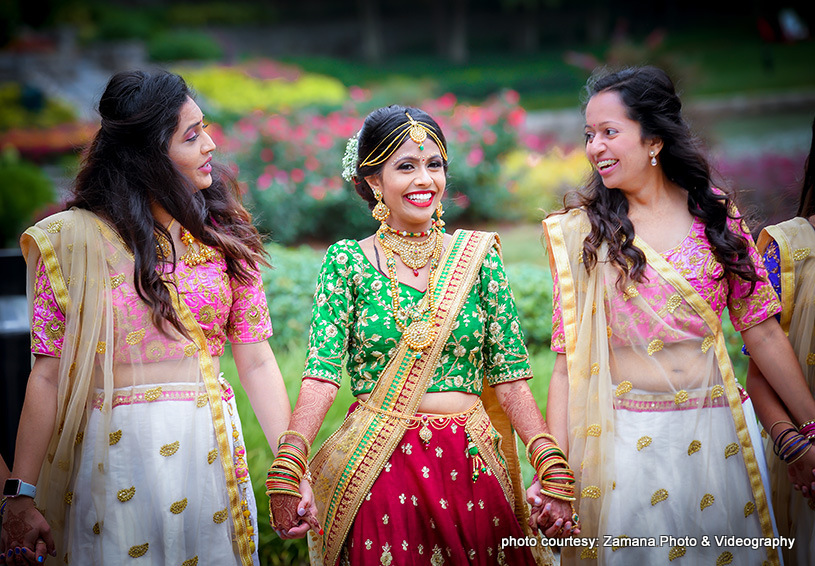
[{"xmin": 378, "ymin": 227, "xmax": 440, "ymax": 275}]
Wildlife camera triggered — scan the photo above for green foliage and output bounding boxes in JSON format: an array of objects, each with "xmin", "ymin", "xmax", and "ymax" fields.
[
  {"xmin": 148, "ymin": 30, "xmax": 223, "ymax": 62},
  {"xmin": 93, "ymin": 5, "xmax": 156, "ymax": 41},
  {"xmin": 0, "ymin": 83, "xmax": 76, "ymax": 131},
  {"xmin": 0, "ymin": 148, "xmax": 55, "ymax": 247},
  {"xmin": 505, "ymin": 263, "xmax": 553, "ymax": 353},
  {"xmin": 164, "ymin": 2, "xmax": 279, "ymax": 26}
]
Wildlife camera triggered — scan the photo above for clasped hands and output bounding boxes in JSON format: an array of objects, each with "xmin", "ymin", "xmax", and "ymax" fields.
[
  {"xmin": 269, "ymin": 478, "xmax": 321, "ymax": 540},
  {"xmin": 526, "ymin": 478, "xmax": 580, "ymax": 538}
]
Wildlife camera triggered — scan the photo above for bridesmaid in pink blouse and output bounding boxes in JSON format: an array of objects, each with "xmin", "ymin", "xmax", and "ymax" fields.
[{"xmin": 0, "ymin": 70, "xmax": 316, "ymax": 566}]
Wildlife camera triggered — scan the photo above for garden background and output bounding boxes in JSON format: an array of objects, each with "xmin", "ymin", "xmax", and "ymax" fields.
[{"xmin": 1, "ymin": 1, "xmax": 814, "ymax": 563}]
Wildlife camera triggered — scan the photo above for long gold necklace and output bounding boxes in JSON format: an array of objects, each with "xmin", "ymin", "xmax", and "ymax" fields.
[
  {"xmin": 377, "ymin": 224, "xmax": 444, "ymax": 350},
  {"xmin": 179, "ymin": 226, "xmax": 217, "ymax": 266}
]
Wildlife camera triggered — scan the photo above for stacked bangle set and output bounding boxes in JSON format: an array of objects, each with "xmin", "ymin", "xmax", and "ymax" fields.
[
  {"xmin": 266, "ymin": 430, "xmax": 311, "ymax": 502},
  {"xmin": 772, "ymin": 420, "xmax": 814, "ymax": 465},
  {"xmin": 526, "ymin": 432, "xmax": 579, "ymax": 525}
]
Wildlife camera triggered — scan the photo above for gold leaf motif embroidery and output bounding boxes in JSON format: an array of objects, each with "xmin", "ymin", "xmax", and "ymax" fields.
[
  {"xmin": 197, "ymin": 394, "xmax": 209, "ymax": 408},
  {"xmin": 701, "ymin": 493, "xmax": 715, "ymax": 510},
  {"xmin": 75, "ymin": 431, "xmax": 84, "ymax": 445},
  {"xmin": 96, "ymin": 341, "xmax": 106, "ymax": 354},
  {"xmin": 45, "ymin": 319, "xmax": 64, "ymax": 339},
  {"xmin": 590, "ymin": 363, "xmax": 600, "ymax": 375},
  {"xmin": 611, "ymin": 535, "xmax": 629, "ymax": 551},
  {"xmin": 793, "ymin": 248, "xmax": 811, "ymax": 261},
  {"xmin": 807, "ymin": 353, "xmax": 815, "ymax": 366},
  {"xmin": 674, "ymin": 390, "xmax": 689, "ymax": 405},
  {"xmin": 160, "ymin": 441, "xmax": 179, "ymax": 457},
  {"xmin": 607, "ymin": 325, "xmax": 613, "ymax": 338},
  {"xmin": 744, "ymin": 501, "xmax": 755, "ymax": 516},
  {"xmin": 117, "ymin": 486, "xmax": 136, "ymax": 502},
  {"xmin": 246, "ymin": 305, "xmax": 261, "ymax": 324},
  {"xmin": 181, "ymin": 558, "xmax": 199, "ymax": 566},
  {"xmin": 623, "ymin": 285, "xmax": 639, "ymax": 300},
  {"xmin": 716, "ymin": 551, "xmax": 734, "ymax": 565},
  {"xmin": 109, "ymin": 430, "xmax": 122, "ymax": 445},
  {"xmin": 213, "ymin": 508, "xmax": 228, "ymax": 524},
  {"xmin": 688, "ymin": 440, "xmax": 701, "ymax": 455},
  {"xmin": 581, "ymin": 486, "xmax": 601, "ymax": 499},
  {"xmin": 64, "ymin": 492, "xmax": 73, "ymax": 505},
  {"xmin": 126, "ymin": 329, "xmax": 146, "ymax": 345},
  {"xmin": 184, "ymin": 344, "xmax": 197, "ymax": 357},
  {"xmin": 615, "ymin": 381, "xmax": 633, "ymax": 397},
  {"xmin": 92, "ymin": 522, "xmax": 100, "ymax": 535},
  {"xmin": 577, "ymin": 250, "xmax": 583, "ymax": 263},
  {"xmin": 208, "ymin": 449, "xmax": 218, "ymax": 464},
  {"xmin": 199, "ymin": 305, "xmax": 216, "ymax": 324},
  {"xmin": 110, "ymin": 274, "xmax": 125, "ymax": 288},
  {"xmin": 651, "ymin": 489, "xmax": 668, "ymax": 505},
  {"xmin": 580, "ymin": 548, "xmax": 597, "ymax": 559},
  {"xmin": 665, "ymin": 294, "xmax": 682, "ymax": 313},
  {"xmin": 170, "ymin": 498, "xmax": 188, "ymax": 514},
  {"xmin": 587, "ymin": 425, "xmax": 601, "ymax": 437},
  {"xmin": 710, "ymin": 385, "xmax": 725, "ymax": 399},
  {"xmin": 46, "ymin": 220, "xmax": 63, "ymax": 233},
  {"xmin": 724, "ymin": 443, "xmax": 739, "ymax": 459},
  {"xmin": 58, "ymin": 460, "xmax": 69, "ymax": 471},
  {"xmin": 637, "ymin": 436, "xmax": 652, "ymax": 451},
  {"xmin": 668, "ymin": 546, "xmax": 686, "ymax": 561},
  {"xmin": 144, "ymin": 386, "xmax": 162, "ymax": 402},
  {"xmin": 701, "ymin": 335, "xmax": 714, "ymax": 353},
  {"xmin": 647, "ymin": 339, "xmax": 664, "ymax": 356},
  {"xmin": 591, "ymin": 302, "xmax": 597, "ymax": 314},
  {"xmin": 128, "ymin": 543, "xmax": 149, "ymax": 558}
]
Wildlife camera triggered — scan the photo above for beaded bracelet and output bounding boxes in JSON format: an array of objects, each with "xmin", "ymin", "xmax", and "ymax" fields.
[{"xmin": 800, "ymin": 419, "xmax": 815, "ymax": 441}]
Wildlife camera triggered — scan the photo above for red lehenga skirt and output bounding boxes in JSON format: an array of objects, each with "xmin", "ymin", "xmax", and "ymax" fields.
[{"xmin": 339, "ymin": 402, "xmax": 538, "ymax": 565}]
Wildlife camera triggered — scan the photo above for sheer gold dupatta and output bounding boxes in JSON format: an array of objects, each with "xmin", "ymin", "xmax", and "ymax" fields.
[
  {"xmin": 757, "ymin": 217, "xmax": 815, "ymax": 559},
  {"xmin": 21, "ymin": 209, "xmax": 253, "ymax": 564},
  {"xmin": 544, "ymin": 210, "xmax": 778, "ymax": 565}
]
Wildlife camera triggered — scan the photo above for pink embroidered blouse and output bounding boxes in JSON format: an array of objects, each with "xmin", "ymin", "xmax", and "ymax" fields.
[
  {"xmin": 31, "ymin": 255, "xmax": 273, "ymax": 359},
  {"xmin": 550, "ymin": 214, "xmax": 781, "ymax": 353}
]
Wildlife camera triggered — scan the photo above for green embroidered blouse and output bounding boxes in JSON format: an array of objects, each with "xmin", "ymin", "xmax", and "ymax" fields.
[{"xmin": 302, "ymin": 238, "xmax": 533, "ymax": 396}]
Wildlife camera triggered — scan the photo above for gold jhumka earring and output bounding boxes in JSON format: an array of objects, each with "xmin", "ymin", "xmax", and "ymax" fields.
[{"xmin": 371, "ymin": 187, "xmax": 391, "ymax": 223}]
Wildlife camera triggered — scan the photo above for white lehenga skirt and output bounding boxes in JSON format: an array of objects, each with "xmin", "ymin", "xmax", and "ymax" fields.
[
  {"xmin": 63, "ymin": 379, "xmax": 259, "ymax": 566},
  {"xmin": 597, "ymin": 390, "xmax": 781, "ymax": 566}
]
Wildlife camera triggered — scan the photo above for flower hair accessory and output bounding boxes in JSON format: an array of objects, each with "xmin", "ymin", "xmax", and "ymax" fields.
[{"xmin": 341, "ymin": 132, "xmax": 360, "ymax": 183}]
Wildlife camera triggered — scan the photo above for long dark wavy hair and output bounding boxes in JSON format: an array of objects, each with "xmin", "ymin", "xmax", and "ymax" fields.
[
  {"xmin": 796, "ymin": 116, "xmax": 815, "ymax": 218},
  {"xmin": 567, "ymin": 66, "xmax": 761, "ymax": 289},
  {"xmin": 67, "ymin": 70, "xmax": 267, "ymax": 335},
  {"xmin": 352, "ymin": 105, "xmax": 448, "ymax": 209}
]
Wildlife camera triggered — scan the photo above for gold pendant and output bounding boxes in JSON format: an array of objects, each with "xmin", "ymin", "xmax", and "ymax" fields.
[
  {"xmin": 403, "ymin": 320, "xmax": 435, "ymax": 350},
  {"xmin": 419, "ymin": 415, "xmax": 432, "ymax": 446}
]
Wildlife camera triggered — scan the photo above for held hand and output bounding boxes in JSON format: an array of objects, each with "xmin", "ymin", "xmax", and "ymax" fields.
[
  {"xmin": 276, "ymin": 479, "xmax": 322, "ymax": 540},
  {"xmin": 787, "ymin": 448, "xmax": 815, "ymax": 499},
  {"xmin": 0, "ymin": 498, "xmax": 55, "ymax": 564},
  {"xmin": 526, "ymin": 478, "xmax": 580, "ymax": 538}
]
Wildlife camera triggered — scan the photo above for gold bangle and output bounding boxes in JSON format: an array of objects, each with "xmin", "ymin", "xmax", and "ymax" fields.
[
  {"xmin": 769, "ymin": 420, "xmax": 797, "ymax": 437},
  {"xmin": 786, "ymin": 442, "xmax": 812, "ymax": 465},
  {"xmin": 277, "ymin": 430, "xmax": 311, "ymax": 458},
  {"xmin": 526, "ymin": 433, "xmax": 559, "ymax": 459}
]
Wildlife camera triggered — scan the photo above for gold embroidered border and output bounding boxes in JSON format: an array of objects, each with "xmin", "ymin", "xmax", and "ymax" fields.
[
  {"xmin": 758, "ymin": 222, "xmax": 798, "ymax": 333},
  {"xmin": 308, "ymin": 230, "xmax": 497, "ymax": 566},
  {"xmin": 464, "ymin": 403, "xmax": 514, "ymax": 507},
  {"xmin": 636, "ymin": 236, "xmax": 779, "ymax": 565},
  {"xmin": 22, "ymin": 226, "xmax": 71, "ymax": 314}
]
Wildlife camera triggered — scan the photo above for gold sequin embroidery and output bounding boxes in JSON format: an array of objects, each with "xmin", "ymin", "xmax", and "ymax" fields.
[
  {"xmin": 213, "ymin": 508, "xmax": 228, "ymax": 524},
  {"xmin": 581, "ymin": 486, "xmax": 601, "ymax": 499},
  {"xmin": 615, "ymin": 381, "xmax": 633, "ymax": 396},
  {"xmin": 717, "ymin": 551, "xmax": 734, "ymax": 565},
  {"xmin": 674, "ymin": 390, "xmax": 689, "ymax": 405},
  {"xmin": 688, "ymin": 440, "xmax": 701, "ymax": 455},
  {"xmin": 109, "ymin": 430, "xmax": 122, "ymax": 445},
  {"xmin": 75, "ymin": 431, "xmax": 84, "ymax": 445},
  {"xmin": 665, "ymin": 294, "xmax": 682, "ymax": 313},
  {"xmin": 807, "ymin": 353, "xmax": 815, "ymax": 366},
  {"xmin": 117, "ymin": 486, "xmax": 136, "ymax": 502},
  {"xmin": 208, "ymin": 449, "xmax": 218, "ymax": 464},
  {"xmin": 170, "ymin": 498, "xmax": 188, "ymax": 514},
  {"xmin": 623, "ymin": 285, "xmax": 639, "ymax": 300},
  {"xmin": 580, "ymin": 548, "xmax": 598, "ymax": 559},
  {"xmin": 181, "ymin": 558, "xmax": 198, "ymax": 566},
  {"xmin": 197, "ymin": 394, "xmax": 209, "ymax": 408},
  {"xmin": 199, "ymin": 305, "xmax": 216, "ymax": 324},
  {"xmin": 96, "ymin": 341, "xmax": 106, "ymax": 354},
  {"xmin": 46, "ymin": 220, "xmax": 63, "ymax": 233},
  {"xmin": 126, "ymin": 329, "xmax": 146, "ymax": 345},
  {"xmin": 128, "ymin": 543, "xmax": 149, "ymax": 558},
  {"xmin": 701, "ymin": 335, "xmax": 714, "ymax": 353},
  {"xmin": 607, "ymin": 325, "xmax": 613, "ymax": 338},
  {"xmin": 647, "ymin": 339, "xmax": 664, "ymax": 355},
  {"xmin": 64, "ymin": 492, "xmax": 73, "ymax": 505},
  {"xmin": 45, "ymin": 319, "xmax": 64, "ymax": 340},
  {"xmin": 144, "ymin": 386, "xmax": 162, "ymax": 402},
  {"xmin": 724, "ymin": 443, "xmax": 739, "ymax": 459},
  {"xmin": 110, "ymin": 274, "xmax": 125, "ymax": 288},
  {"xmin": 92, "ymin": 522, "xmax": 100, "ymax": 535},
  {"xmin": 710, "ymin": 385, "xmax": 725, "ymax": 399},
  {"xmin": 651, "ymin": 489, "xmax": 668, "ymax": 505},
  {"xmin": 590, "ymin": 363, "xmax": 600, "ymax": 375},
  {"xmin": 587, "ymin": 425, "xmax": 601, "ymax": 437},
  {"xmin": 701, "ymin": 493, "xmax": 715, "ymax": 510},
  {"xmin": 184, "ymin": 344, "xmax": 197, "ymax": 357},
  {"xmin": 744, "ymin": 501, "xmax": 755, "ymax": 516},
  {"xmin": 160, "ymin": 441, "xmax": 179, "ymax": 457},
  {"xmin": 610, "ymin": 535, "xmax": 629, "ymax": 551},
  {"xmin": 668, "ymin": 546, "xmax": 686, "ymax": 561},
  {"xmin": 793, "ymin": 248, "xmax": 811, "ymax": 261},
  {"xmin": 637, "ymin": 436, "xmax": 652, "ymax": 451}
]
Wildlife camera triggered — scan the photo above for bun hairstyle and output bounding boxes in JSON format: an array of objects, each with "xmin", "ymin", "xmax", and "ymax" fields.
[
  {"xmin": 68, "ymin": 70, "xmax": 267, "ymax": 335},
  {"xmin": 352, "ymin": 105, "xmax": 448, "ymax": 210},
  {"xmin": 571, "ymin": 65, "xmax": 762, "ymax": 290}
]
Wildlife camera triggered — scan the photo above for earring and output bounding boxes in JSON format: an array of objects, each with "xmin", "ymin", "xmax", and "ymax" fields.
[
  {"xmin": 434, "ymin": 200, "xmax": 446, "ymax": 229},
  {"xmin": 371, "ymin": 188, "xmax": 390, "ymax": 223},
  {"xmin": 650, "ymin": 150, "xmax": 657, "ymax": 167}
]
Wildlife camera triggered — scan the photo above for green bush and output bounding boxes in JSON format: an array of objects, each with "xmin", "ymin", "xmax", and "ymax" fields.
[
  {"xmin": 0, "ymin": 148, "xmax": 56, "ymax": 247},
  {"xmin": 0, "ymin": 83, "xmax": 76, "ymax": 131},
  {"xmin": 148, "ymin": 30, "xmax": 223, "ymax": 62}
]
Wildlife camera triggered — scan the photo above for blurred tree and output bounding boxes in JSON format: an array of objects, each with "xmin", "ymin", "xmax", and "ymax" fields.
[{"xmin": 357, "ymin": 0, "xmax": 383, "ymax": 63}]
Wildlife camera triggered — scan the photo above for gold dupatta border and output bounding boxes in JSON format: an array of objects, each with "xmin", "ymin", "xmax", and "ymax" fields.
[
  {"xmin": 758, "ymin": 220, "xmax": 801, "ymax": 333},
  {"xmin": 22, "ymin": 225, "xmax": 70, "ymax": 315},
  {"xmin": 635, "ymin": 236, "xmax": 779, "ymax": 562},
  {"xmin": 308, "ymin": 230, "xmax": 497, "ymax": 566}
]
